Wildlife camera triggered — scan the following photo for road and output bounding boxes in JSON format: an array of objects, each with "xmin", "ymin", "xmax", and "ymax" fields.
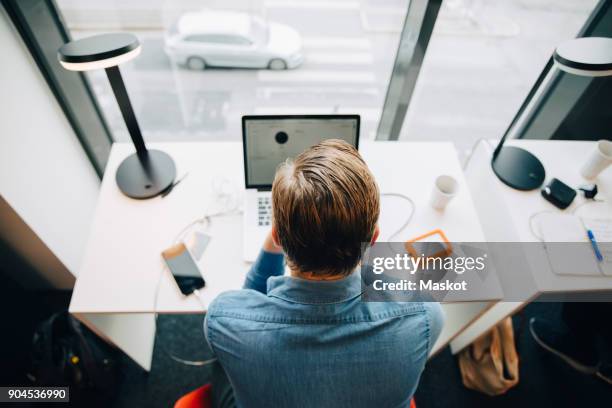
[
  {"xmin": 65, "ymin": 0, "xmax": 596, "ymax": 155},
  {"xmin": 78, "ymin": 0, "xmax": 404, "ymax": 142}
]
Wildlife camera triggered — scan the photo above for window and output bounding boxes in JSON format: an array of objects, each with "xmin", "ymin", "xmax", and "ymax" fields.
[
  {"xmin": 394, "ymin": 0, "xmax": 599, "ymax": 154},
  {"xmin": 185, "ymin": 34, "xmax": 211, "ymax": 43},
  {"xmin": 508, "ymin": 0, "xmax": 612, "ymax": 142},
  {"xmin": 54, "ymin": 0, "xmax": 413, "ymax": 143},
  {"xmin": 186, "ymin": 34, "xmax": 252, "ymax": 45},
  {"xmin": 220, "ymin": 35, "xmax": 252, "ymax": 46},
  {"xmin": 36, "ymin": 0, "xmax": 603, "ymax": 159}
]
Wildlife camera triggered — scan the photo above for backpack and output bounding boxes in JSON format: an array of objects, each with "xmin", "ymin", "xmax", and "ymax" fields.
[{"xmin": 29, "ymin": 311, "xmax": 119, "ymax": 404}]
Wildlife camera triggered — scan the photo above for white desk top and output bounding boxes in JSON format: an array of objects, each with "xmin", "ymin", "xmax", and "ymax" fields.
[
  {"xmin": 70, "ymin": 141, "xmax": 487, "ymax": 314},
  {"xmin": 466, "ymin": 139, "xmax": 612, "ymax": 295}
]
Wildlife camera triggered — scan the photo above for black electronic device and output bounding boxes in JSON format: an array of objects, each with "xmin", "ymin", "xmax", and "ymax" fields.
[
  {"xmin": 161, "ymin": 243, "xmax": 205, "ymax": 295},
  {"xmin": 541, "ymin": 178, "xmax": 577, "ymax": 209},
  {"xmin": 578, "ymin": 184, "xmax": 599, "ymax": 200}
]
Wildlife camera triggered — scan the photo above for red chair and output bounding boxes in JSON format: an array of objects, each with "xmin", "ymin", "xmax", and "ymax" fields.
[
  {"xmin": 174, "ymin": 384, "xmax": 212, "ymax": 408},
  {"xmin": 173, "ymin": 384, "xmax": 416, "ymax": 408}
]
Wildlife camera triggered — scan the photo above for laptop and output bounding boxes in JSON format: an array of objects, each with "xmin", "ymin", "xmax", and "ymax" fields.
[{"xmin": 242, "ymin": 115, "xmax": 360, "ymax": 261}]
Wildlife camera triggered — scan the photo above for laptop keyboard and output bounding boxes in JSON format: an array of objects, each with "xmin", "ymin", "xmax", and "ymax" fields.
[{"xmin": 258, "ymin": 197, "xmax": 272, "ymax": 226}]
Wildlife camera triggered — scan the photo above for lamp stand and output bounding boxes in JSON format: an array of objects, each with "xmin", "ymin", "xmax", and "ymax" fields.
[
  {"xmin": 491, "ymin": 146, "xmax": 545, "ymax": 191},
  {"xmin": 105, "ymin": 66, "xmax": 176, "ymax": 199}
]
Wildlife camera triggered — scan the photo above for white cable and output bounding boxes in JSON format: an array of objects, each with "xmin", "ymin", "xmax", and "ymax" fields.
[
  {"xmin": 166, "ymin": 354, "xmax": 217, "ymax": 367},
  {"xmin": 381, "ymin": 192, "xmax": 415, "ymax": 241},
  {"xmin": 572, "ymin": 197, "xmax": 606, "ymax": 216},
  {"xmin": 153, "ymin": 179, "xmax": 243, "ymax": 368},
  {"xmin": 528, "ymin": 211, "xmax": 550, "ymax": 242},
  {"xmin": 155, "ymin": 188, "xmax": 414, "ymax": 365},
  {"xmin": 529, "ymin": 198, "xmax": 608, "ymax": 242},
  {"xmin": 153, "ymin": 215, "xmax": 215, "ymax": 367},
  {"xmin": 462, "ymin": 138, "xmax": 495, "ymax": 170},
  {"xmin": 192, "ymin": 288, "xmax": 207, "ymax": 308},
  {"xmin": 153, "ymin": 213, "xmax": 219, "ymax": 368}
]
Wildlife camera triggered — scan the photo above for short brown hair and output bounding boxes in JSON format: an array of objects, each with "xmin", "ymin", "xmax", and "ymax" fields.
[{"xmin": 272, "ymin": 139, "xmax": 380, "ymax": 276}]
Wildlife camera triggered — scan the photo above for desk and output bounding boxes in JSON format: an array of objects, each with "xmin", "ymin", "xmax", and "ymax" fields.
[
  {"xmin": 70, "ymin": 141, "xmax": 494, "ymax": 371},
  {"xmin": 452, "ymin": 140, "xmax": 612, "ymax": 353}
]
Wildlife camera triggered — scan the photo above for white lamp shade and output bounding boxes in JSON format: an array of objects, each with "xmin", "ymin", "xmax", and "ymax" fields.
[
  {"xmin": 553, "ymin": 37, "xmax": 612, "ymax": 77},
  {"xmin": 58, "ymin": 33, "xmax": 141, "ymax": 72},
  {"xmin": 59, "ymin": 46, "xmax": 141, "ymax": 71}
]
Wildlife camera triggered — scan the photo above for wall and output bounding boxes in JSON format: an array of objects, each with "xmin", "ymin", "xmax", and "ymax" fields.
[
  {"xmin": 0, "ymin": 7, "xmax": 100, "ymax": 288},
  {"xmin": 0, "ymin": 197, "xmax": 71, "ymax": 289}
]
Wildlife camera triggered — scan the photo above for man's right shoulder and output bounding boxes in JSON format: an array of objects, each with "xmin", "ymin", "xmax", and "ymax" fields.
[{"xmin": 206, "ymin": 288, "xmax": 269, "ymax": 318}]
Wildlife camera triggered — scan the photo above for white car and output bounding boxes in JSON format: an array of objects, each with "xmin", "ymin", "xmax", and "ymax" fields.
[{"xmin": 164, "ymin": 10, "xmax": 304, "ymax": 70}]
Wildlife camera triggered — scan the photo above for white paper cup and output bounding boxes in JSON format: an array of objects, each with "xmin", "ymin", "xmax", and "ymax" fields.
[
  {"xmin": 430, "ymin": 175, "xmax": 459, "ymax": 210},
  {"xmin": 581, "ymin": 140, "xmax": 612, "ymax": 179}
]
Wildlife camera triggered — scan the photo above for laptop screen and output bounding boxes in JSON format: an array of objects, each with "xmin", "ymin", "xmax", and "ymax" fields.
[{"xmin": 242, "ymin": 115, "xmax": 360, "ymax": 189}]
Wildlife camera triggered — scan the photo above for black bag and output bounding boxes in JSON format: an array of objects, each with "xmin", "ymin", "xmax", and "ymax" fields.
[{"xmin": 29, "ymin": 312, "xmax": 119, "ymax": 404}]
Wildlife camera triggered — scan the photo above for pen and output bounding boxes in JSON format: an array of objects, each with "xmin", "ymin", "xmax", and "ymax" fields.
[{"xmin": 587, "ymin": 229, "xmax": 604, "ymax": 262}]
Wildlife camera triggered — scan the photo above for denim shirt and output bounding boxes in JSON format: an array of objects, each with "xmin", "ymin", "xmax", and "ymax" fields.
[{"xmin": 204, "ymin": 250, "xmax": 445, "ymax": 408}]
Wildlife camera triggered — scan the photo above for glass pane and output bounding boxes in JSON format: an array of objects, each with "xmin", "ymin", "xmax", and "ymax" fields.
[
  {"xmin": 55, "ymin": 0, "xmax": 411, "ymax": 142},
  {"xmin": 396, "ymin": 0, "xmax": 598, "ymax": 155},
  {"xmin": 516, "ymin": 2, "xmax": 612, "ymax": 141}
]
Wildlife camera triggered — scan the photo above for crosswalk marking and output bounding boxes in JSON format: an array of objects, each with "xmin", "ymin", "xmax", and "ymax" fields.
[
  {"xmin": 337, "ymin": 107, "xmax": 381, "ymax": 122},
  {"xmin": 302, "ymin": 36, "xmax": 371, "ymax": 50},
  {"xmin": 264, "ymin": 0, "xmax": 360, "ymax": 10},
  {"xmin": 254, "ymin": 106, "xmax": 336, "ymax": 115},
  {"xmin": 257, "ymin": 70, "xmax": 376, "ymax": 83},
  {"xmin": 254, "ymin": 106, "xmax": 381, "ymax": 122},
  {"xmin": 306, "ymin": 52, "xmax": 373, "ymax": 65},
  {"xmin": 257, "ymin": 86, "xmax": 379, "ymax": 99}
]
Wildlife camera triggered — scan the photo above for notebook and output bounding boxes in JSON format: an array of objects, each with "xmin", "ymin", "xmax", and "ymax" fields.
[{"xmin": 538, "ymin": 213, "xmax": 612, "ymax": 277}]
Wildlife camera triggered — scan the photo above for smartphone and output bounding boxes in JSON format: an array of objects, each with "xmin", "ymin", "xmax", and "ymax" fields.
[{"xmin": 162, "ymin": 243, "xmax": 205, "ymax": 295}]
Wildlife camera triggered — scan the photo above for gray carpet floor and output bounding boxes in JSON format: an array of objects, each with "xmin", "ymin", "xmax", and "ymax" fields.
[
  {"xmin": 109, "ymin": 303, "xmax": 611, "ymax": 407},
  {"xmin": 1, "ymin": 266, "xmax": 610, "ymax": 407}
]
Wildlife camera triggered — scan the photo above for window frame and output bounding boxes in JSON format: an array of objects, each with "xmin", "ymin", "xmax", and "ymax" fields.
[
  {"xmin": 2, "ymin": 0, "xmax": 113, "ymax": 177},
  {"xmin": 376, "ymin": 0, "xmax": 442, "ymax": 141}
]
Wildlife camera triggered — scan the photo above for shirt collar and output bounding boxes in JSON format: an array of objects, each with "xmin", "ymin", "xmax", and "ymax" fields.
[{"xmin": 266, "ymin": 271, "xmax": 362, "ymax": 305}]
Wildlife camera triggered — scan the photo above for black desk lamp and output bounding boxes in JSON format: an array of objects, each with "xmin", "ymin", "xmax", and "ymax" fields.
[
  {"xmin": 58, "ymin": 33, "xmax": 176, "ymax": 199},
  {"xmin": 492, "ymin": 36, "xmax": 612, "ymax": 191}
]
